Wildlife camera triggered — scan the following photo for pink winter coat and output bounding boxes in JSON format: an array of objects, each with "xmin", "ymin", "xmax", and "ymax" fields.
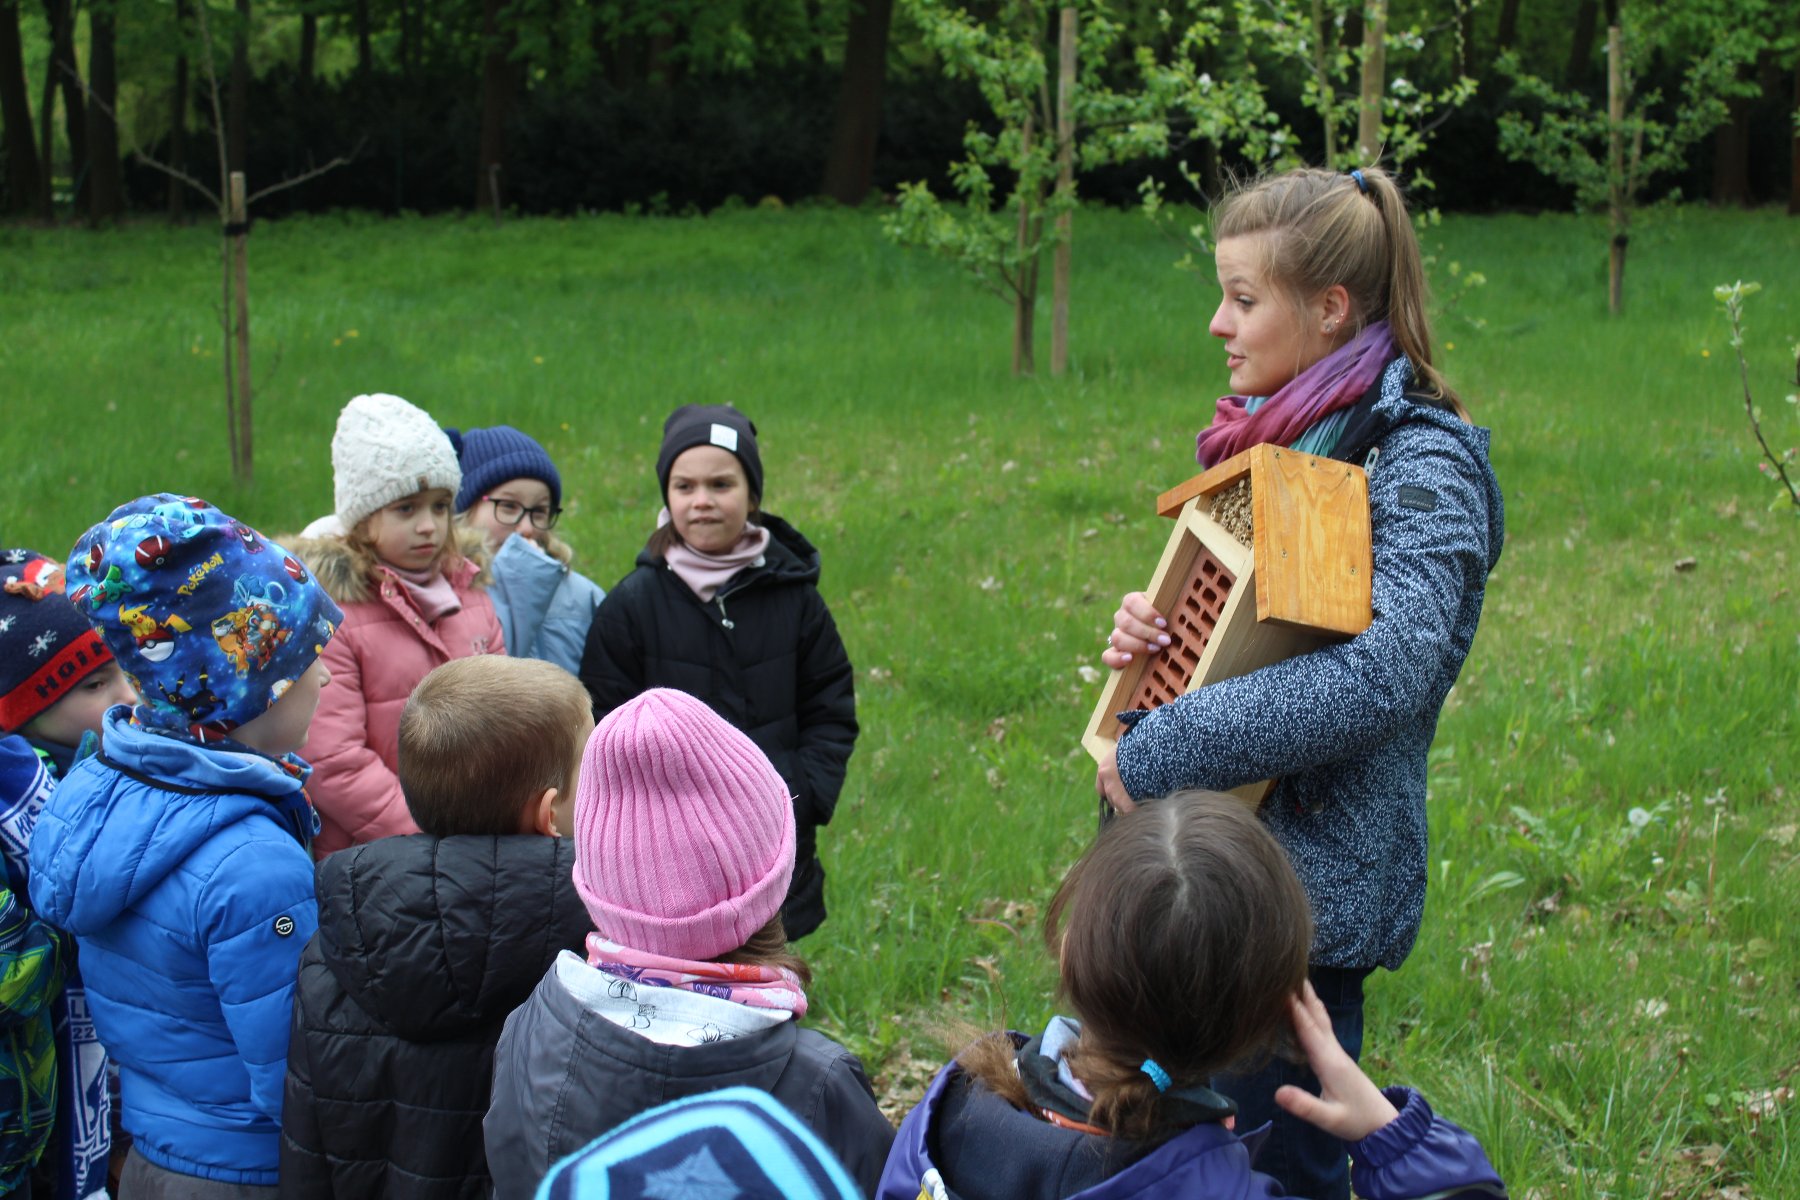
[{"xmin": 292, "ymin": 529, "xmax": 505, "ymax": 855}]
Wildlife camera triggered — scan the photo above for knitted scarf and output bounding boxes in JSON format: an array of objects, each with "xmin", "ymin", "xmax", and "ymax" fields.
[
  {"xmin": 382, "ymin": 563, "xmax": 463, "ymax": 624},
  {"xmin": 1196, "ymin": 321, "xmax": 1398, "ymax": 468},
  {"xmin": 658, "ymin": 513, "xmax": 771, "ymax": 603},
  {"xmin": 586, "ymin": 934, "xmax": 808, "ymax": 1016}
]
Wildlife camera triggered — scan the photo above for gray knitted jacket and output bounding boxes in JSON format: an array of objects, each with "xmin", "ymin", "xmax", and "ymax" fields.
[{"xmin": 1115, "ymin": 357, "xmax": 1505, "ymax": 970}]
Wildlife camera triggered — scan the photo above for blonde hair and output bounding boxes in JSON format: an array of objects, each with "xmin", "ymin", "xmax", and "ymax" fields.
[
  {"xmin": 1215, "ymin": 166, "xmax": 1469, "ymax": 420},
  {"xmin": 398, "ymin": 656, "xmax": 593, "ymax": 837}
]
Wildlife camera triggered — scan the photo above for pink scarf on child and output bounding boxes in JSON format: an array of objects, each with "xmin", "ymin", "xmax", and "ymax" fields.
[
  {"xmin": 1195, "ymin": 320, "xmax": 1398, "ymax": 467},
  {"xmin": 658, "ymin": 511, "xmax": 772, "ymax": 603},
  {"xmin": 383, "ymin": 563, "xmax": 462, "ymax": 623},
  {"xmin": 585, "ymin": 934, "xmax": 808, "ymax": 1016}
]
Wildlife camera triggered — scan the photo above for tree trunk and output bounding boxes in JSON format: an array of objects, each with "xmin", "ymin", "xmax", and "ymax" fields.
[
  {"xmin": 1495, "ymin": 0, "xmax": 1522, "ymax": 51},
  {"xmin": 44, "ymin": 0, "xmax": 84, "ymax": 211},
  {"xmin": 85, "ymin": 3, "xmax": 124, "ymax": 224},
  {"xmin": 168, "ymin": 28, "xmax": 189, "ymax": 221},
  {"xmin": 819, "ymin": 0, "xmax": 894, "ymax": 205},
  {"xmin": 475, "ymin": 0, "xmax": 519, "ymax": 212},
  {"xmin": 1357, "ymin": 0, "xmax": 1387, "ymax": 166},
  {"xmin": 35, "ymin": 17, "xmax": 53, "ymax": 215},
  {"xmin": 1309, "ymin": 0, "xmax": 1337, "ymax": 168},
  {"xmin": 1791, "ymin": 56, "xmax": 1799, "ymax": 216},
  {"xmin": 227, "ymin": 171, "xmax": 253, "ymax": 484},
  {"xmin": 1050, "ymin": 6, "xmax": 1074, "ymax": 378},
  {"xmin": 1566, "ymin": 0, "xmax": 1597, "ymax": 87},
  {"xmin": 0, "ymin": 0, "xmax": 42, "ymax": 217},
  {"xmin": 1012, "ymin": 113, "xmax": 1036, "ymax": 378},
  {"xmin": 355, "ymin": 0, "xmax": 373, "ymax": 80},
  {"xmin": 227, "ymin": 0, "xmax": 249, "ymax": 174},
  {"xmin": 1710, "ymin": 91, "xmax": 1751, "ymax": 207},
  {"xmin": 299, "ymin": 12, "xmax": 317, "ymax": 86}
]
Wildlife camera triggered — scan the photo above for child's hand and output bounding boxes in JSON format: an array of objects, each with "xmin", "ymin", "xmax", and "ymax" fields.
[
  {"xmin": 1274, "ymin": 982, "xmax": 1399, "ymax": 1142},
  {"xmin": 1102, "ymin": 592, "xmax": 1171, "ymax": 669},
  {"xmin": 1095, "ymin": 744, "xmax": 1137, "ymax": 813}
]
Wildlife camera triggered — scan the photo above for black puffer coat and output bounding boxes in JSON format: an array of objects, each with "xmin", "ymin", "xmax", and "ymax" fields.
[
  {"xmin": 278, "ymin": 834, "xmax": 591, "ymax": 1200},
  {"xmin": 578, "ymin": 514, "xmax": 857, "ymax": 941}
]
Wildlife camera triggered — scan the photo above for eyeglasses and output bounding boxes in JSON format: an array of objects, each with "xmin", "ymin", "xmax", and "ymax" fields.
[{"xmin": 482, "ymin": 496, "xmax": 562, "ymax": 531}]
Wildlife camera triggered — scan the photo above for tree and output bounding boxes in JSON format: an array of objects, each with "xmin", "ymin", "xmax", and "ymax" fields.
[
  {"xmin": 86, "ymin": 1, "xmax": 125, "ymax": 223},
  {"xmin": 0, "ymin": 0, "xmax": 41, "ymax": 216},
  {"xmin": 1496, "ymin": 4, "xmax": 1761, "ymax": 312},
  {"xmin": 476, "ymin": 0, "xmax": 520, "ymax": 213},
  {"xmin": 821, "ymin": 0, "xmax": 895, "ymax": 205}
]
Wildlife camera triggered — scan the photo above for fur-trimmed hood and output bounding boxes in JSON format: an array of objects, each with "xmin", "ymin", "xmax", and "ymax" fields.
[{"xmin": 286, "ymin": 525, "xmax": 493, "ymax": 606}]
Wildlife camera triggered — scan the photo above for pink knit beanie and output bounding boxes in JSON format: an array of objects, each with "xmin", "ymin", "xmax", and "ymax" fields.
[{"xmin": 574, "ymin": 688, "xmax": 796, "ymax": 960}]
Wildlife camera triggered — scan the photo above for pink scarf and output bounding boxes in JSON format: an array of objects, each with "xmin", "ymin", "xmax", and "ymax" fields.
[
  {"xmin": 659, "ymin": 511, "xmax": 772, "ymax": 603},
  {"xmin": 382, "ymin": 563, "xmax": 462, "ymax": 623},
  {"xmin": 585, "ymin": 934, "xmax": 808, "ymax": 1016},
  {"xmin": 1196, "ymin": 321, "xmax": 1398, "ymax": 467}
]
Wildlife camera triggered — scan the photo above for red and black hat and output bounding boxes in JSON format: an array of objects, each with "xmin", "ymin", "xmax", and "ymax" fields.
[{"xmin": 0, "ymin": 548, "xmax": 115, "ymax": 734}]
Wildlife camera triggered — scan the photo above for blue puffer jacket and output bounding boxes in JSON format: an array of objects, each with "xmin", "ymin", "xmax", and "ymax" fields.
[
  {"xmin": 486, "ymin": 533, "xmax": 605, "ymax": 676},
  {"xmin": 27, "ymin": 707, "xmax": 319, "ymax": 1186},
  {"xmin": 878, "ymin": 1061, "xmax": 1507, "ymax": 1200},
  {"xmin": 1115, "ymin": 357, "xmax": 1505, "ymax": 970}
]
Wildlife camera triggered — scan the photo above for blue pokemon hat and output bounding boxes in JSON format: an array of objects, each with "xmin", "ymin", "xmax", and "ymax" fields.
[
  {"xmin": 66, "ymin": 494, "xmax": 341, "ymax": 739},
  {"xmin": 533, "ymin": 1087, "xmax": 861, "ymax": 1200}
]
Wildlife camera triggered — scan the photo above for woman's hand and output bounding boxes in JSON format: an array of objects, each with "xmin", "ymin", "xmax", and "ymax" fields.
[
  {"xmin": 1094, "ymin": 744, "xmax": 1137, "ymax": 814},
  {"xmin": 1274, "ymin": 982, "xmax": 1399, "ymax": 1142},
  {"xmin": 1102, "ymin": 591, "xmax": 1172, "ymax": 670}
]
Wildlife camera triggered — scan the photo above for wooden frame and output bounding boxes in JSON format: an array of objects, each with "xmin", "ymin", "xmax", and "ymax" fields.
[{"xmin": 1084, "ymin": 445, "xmax": 1373, "ymax": 805}]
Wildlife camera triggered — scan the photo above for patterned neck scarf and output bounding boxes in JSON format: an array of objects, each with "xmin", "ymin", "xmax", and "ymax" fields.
[
  {"xmin": 586, "ymin": 934, "xmax": 808, "ymax": 1016},
  {"xmin": 1196, "ymin": 320, "xmax": 1398, "ymax": 467}
]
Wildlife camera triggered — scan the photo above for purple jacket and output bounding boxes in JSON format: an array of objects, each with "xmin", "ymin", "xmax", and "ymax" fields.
[{"xmin": 878, "ymin": 1062, "xmax": 1507, "ymax": 1200}]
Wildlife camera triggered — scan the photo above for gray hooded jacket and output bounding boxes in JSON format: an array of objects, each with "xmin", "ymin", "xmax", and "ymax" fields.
[{"xmin": 1115, "ymin": 356, "xmax": 1506, "ymax": 970}]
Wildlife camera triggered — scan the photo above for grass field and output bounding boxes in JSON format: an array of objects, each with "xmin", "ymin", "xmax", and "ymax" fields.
[{"xmin": 2, "ymin": 201, "xmax": 1797, "ymax": 1197}]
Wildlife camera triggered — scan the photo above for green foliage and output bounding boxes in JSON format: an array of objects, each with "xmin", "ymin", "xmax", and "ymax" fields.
[
  {"xmin": 1713, "ymin": 280, "xmax": 1800, "ymax": 512},
  {"xmin": 1494, "ymin": 9, "xmax": 1761, "ymax": 214}
]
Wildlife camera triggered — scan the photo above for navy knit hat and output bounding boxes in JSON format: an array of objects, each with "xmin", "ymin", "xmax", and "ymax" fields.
[
  {"xmin": 655, "ymin": 405, "xmax": 763, "ymax": 503},
  {"xmin": 0, "ymin": 549, "xmax": 117, "ymax": 735},
  {"xmin": 449, "ymin": 425, "xmax": 562, "ymax": 513},
  {"xmin": 534, "ymin": 1087, "xmax": 860, "ymax": 1200},
  {"xmin": 66, "ymin": 495, "xmax": 342, "ymax": 739}
]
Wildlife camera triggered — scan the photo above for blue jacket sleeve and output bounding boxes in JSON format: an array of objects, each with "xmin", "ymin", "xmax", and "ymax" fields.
[
  {"xmin": 1116, "ymin": 421, "xmax": 1498, "ymax": 800},
  {"xmin": 1350, "ymin": 1087, "xmax": 1507, "ymax": 1199},
  {"xmin": 200, "ymin": 834, "xmax": 318, "ymax": 1123},
  {"xmin": 0, "ymin": 887, "xmax": 65, "ymax": 1025}
]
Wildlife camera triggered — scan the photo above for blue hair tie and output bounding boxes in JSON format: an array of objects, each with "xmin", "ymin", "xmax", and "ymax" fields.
[
  {"xmin": 1140, "ymin": 1059, "xmax": 1172, "ymax": 1093},
  {"xmin": 1350, "ymin": 168, "xmax": 1369, "ymax": 194}
]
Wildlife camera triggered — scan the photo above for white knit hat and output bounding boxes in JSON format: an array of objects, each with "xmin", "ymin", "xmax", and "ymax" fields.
[{"xmin": 330, "ymin": 393, "xmax": 463, "ymax": 530}]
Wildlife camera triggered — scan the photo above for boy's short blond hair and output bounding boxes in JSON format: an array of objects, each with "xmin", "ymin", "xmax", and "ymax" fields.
[{"xmin": 399, "ymin": 656, "xmax": 592, "ymax": 837}]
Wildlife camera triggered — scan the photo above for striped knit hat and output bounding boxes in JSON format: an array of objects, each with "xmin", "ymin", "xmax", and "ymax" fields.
[{"xmin": 574, "ymin": 689, "xmax": 795, "ymax": 960}]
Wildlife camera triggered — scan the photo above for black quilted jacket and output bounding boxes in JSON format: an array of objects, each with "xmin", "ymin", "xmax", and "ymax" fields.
[
  {"xmin": 278, "ymin": 833, "xmax": 591, "ymax": 1200},
  {"xmin": 578, "ymin": 513, "xmax": 858, "ymax": 941}
]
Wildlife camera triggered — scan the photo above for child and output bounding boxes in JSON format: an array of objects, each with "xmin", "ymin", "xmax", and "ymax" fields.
[
  {"xmin": 1097, "ymin": 166, "xmax": 1504, "ymax": 1199},
  {"xmin": 0, "ymin": 549, "xmax": 134, "ymax": 1200},
  {"xmin": 27, "ymin": 496, "xmax": 342, "ymax": 1195},
  {"xmin": 279, "ymin": 655, "xmax": 596, "ymax": 1200},
  {"xmin": 879, "ymin": 792, "xmax": 1508, "ymax": 1200},
  {"xmin": 294, "ymin": 393, "xmax": 506, "ymax": 856},
  {"xmin": 483, "ymin": 688, "xmax": 893, "ymax": 1200},
  {"xmin": 450, "ymin": 425, "xmax": 605, "ymax": 675},
  {"xmin": 578, "ymin": 405, "xmax": 856, "ymax": 942}
]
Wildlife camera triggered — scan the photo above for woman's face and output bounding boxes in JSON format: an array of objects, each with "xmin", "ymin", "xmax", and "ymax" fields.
[
  {"xmin": 366, "ymin": 488, "xmax": 453, "ymax": 571},
  {"xmin": 667, "ymin": 445, "xmax": 752, "ymax": 554},
  {"xmin": 1208, "ymin": 234, "xmax": 1342, "ymax": 398}
]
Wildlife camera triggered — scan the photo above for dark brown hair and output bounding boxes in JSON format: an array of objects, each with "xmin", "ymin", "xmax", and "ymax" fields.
[
  {"xmin": 713, "ymin": 913, "xmax": 811, "ymax": 987},
  {"xmin": 1215, "ymin": 165, "xmax": 1469, "ymax": 420},
  {"xmin": 398, "ymin": 656, "xmax": 592, "ymax": 837},
  {"xmin": 960, "ymin": 791, "xmax": 1313, "ymax": 1143}
]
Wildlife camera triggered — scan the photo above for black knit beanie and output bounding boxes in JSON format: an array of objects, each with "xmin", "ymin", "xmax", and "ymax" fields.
[{"xmin": 655, "ymin": 405, "xmax": 763, "ymax": 503}]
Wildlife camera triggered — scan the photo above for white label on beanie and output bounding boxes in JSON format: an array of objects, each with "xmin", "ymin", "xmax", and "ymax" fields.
[{"xmin": 709, "ymin": 423, "xmax": 739, "ymax": 452}]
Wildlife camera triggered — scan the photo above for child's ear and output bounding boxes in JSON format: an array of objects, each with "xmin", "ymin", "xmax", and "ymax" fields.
[{"xmin": 522, "ymin": 788, "xmax": 559, "ymax": 837}]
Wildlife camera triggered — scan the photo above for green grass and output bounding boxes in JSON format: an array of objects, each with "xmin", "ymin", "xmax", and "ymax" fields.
[{"xmin": 3, "ymin": 202, "xmax": 1797, "ymax": 1195}]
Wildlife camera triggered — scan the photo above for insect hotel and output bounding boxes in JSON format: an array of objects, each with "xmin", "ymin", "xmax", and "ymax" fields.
[{"xmin": 1083, "ymin": 444, "xmax": 1375, "ymax": 805}]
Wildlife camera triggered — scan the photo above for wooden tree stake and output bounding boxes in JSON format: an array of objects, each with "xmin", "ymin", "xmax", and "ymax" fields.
[
  {"xmin": 228, "ymin": 171, "xmax": 253, "ymax": 485},
  {"xmin": 1607, "ymin": 24, "xmax": 1625, "ymax": 315},
  {"xmin": 1051, "ymin": 6, "xmax": 1076, "ymax": 377}
]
